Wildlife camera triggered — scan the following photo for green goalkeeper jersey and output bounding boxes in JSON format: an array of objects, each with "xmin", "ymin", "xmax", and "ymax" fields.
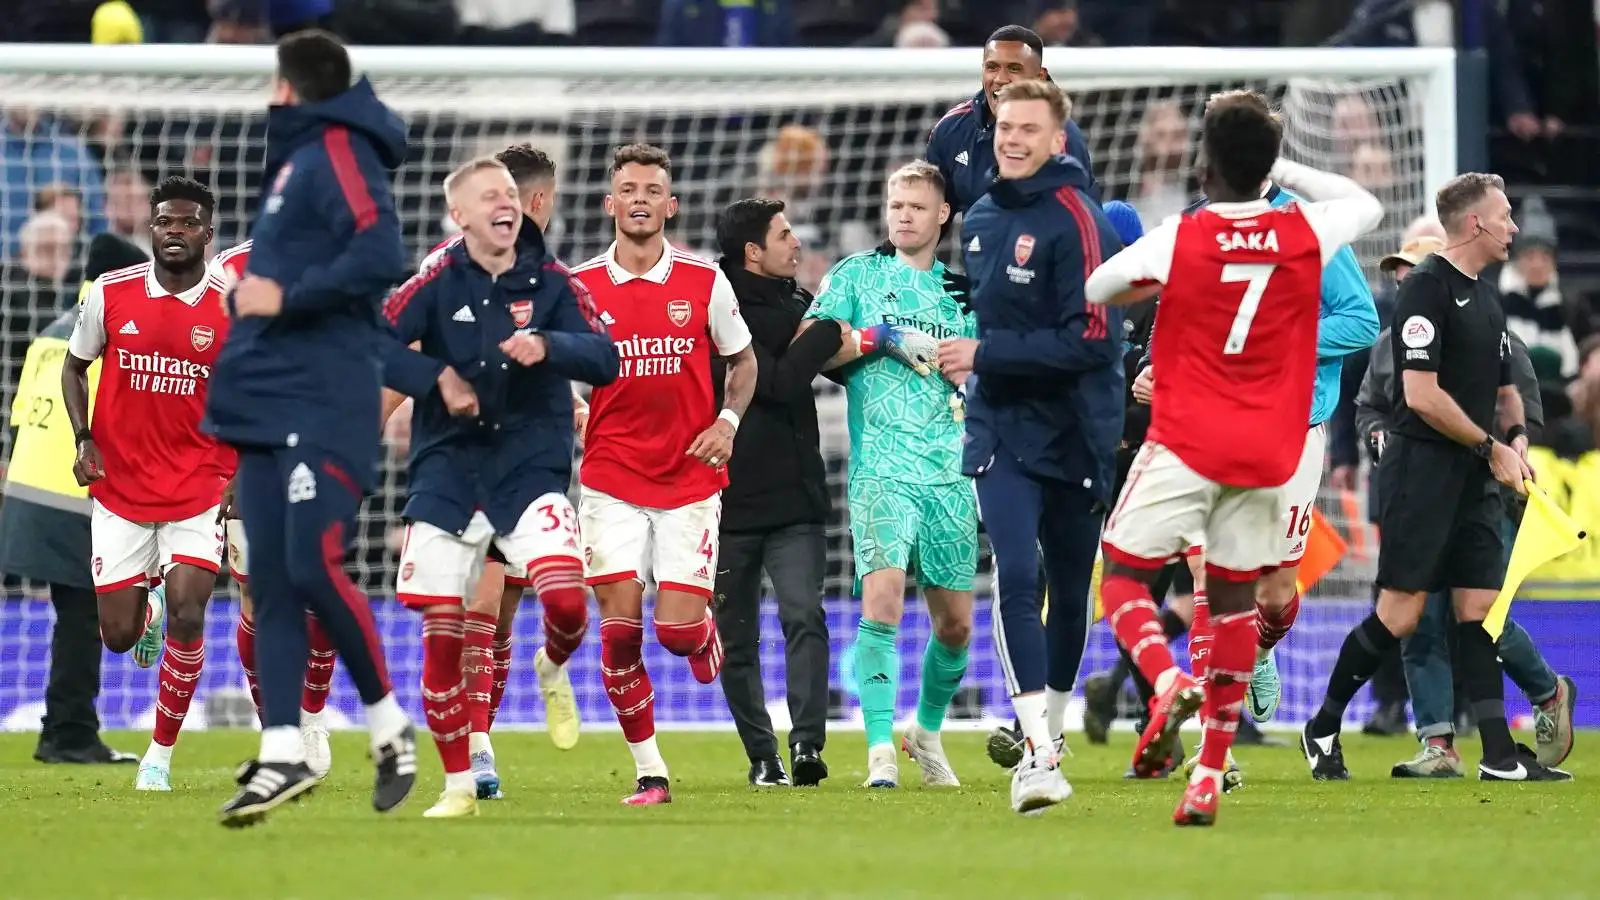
[{"xmin": 805, "ymin": 249, "xmax": 977, "ymax": 486}]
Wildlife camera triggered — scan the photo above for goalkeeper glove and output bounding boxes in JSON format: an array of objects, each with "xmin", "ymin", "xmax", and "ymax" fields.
[
  {"xmin": 857, "ymin": 323, "xmax": 937, "ymax": 375},
  {"xmin": 941, "ymin": 269, "xmax": 972, "ymax": 314}
]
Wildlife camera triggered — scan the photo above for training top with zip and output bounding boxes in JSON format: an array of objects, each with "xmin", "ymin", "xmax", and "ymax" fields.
[
  {"xmin": 927, "ymin": 87, "xmax": 1098, "ymax": 214},
  {"xmin": 381, "ymin": 218, "xmax": 618, "ymax": 536},
  {"xmin": 204, "ymin": 77, "xmax": 409, "ymax": 488},
  {"xmin": 959, "ymin": 154, "xmax": 1125, "ymax": 500}
]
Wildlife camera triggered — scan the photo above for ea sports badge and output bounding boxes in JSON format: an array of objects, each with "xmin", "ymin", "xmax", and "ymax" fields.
[
  {"xmin": 1014, "ymin": 234, "xmax": 1035, "ymax": 266},
  {"xmin": 667, "ymin": 298, "xmax": 692, "ymax": 327},
  {"xmin": 190, "ymin": 324, "xmax": 215, "ymax": 352},
  {"xmin": 1400, "ymin": 315, "xmax": 1435, "ymax": 349},
  {"xmin": 509, "ymin": 299, "xmax": 533, "ymax": 328}
]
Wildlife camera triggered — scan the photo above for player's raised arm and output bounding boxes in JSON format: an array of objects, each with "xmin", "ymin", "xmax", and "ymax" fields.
[
  {"xmin": 516, "ymin": 262, "xmax": 620, "ymax": 386},
  {"xmin": 1269, "ymin": 158, "xmax": 1384, "ymax": 263},
  {"xmin": 1085, "ymin": 219, "xmax": 1179, "ymax": 308}
]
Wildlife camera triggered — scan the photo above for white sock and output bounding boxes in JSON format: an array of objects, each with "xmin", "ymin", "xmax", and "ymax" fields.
[
  {"xmin": 142, "ymin": 741, "xmax": 174, "ymax": 768},
  {"xmin": 301, "ymin": 707, "xmax": 325, "ymax": 726},
  {"xmin": 365, "ymin": 692, "xmax": 409, "ymax": 753},
  {"xmin": 259, "ymin": 725, "xmax": 302, "ymax": 764},
  {"xmin": 1011, "ymin": 692, "xmax": 1052, "ymax": 760},
  {"xmin": 535, "ymin": 649, "xmax": 562, "ymax": 677},
  {"xmin": 627, "ymin": 736, "xmax": 669, "ymax": 779},
  {"xmin": 1153, "ymin": 667, "xmax": 1179, "ymax": 697},
  {"xmin": 1045, "ymin": 687, "xmax": 1072, "ymax": 741},
  {"xmin": 444, "ymin": 770, "xmax": 476, "ymax": 795},
  {"xmin": 1189, "ymin": 763, "xmax": 1223, "ymax": 787},
  {"xmin": 469, "ymin": 731, "xmax": 493, "ymax": 756}
]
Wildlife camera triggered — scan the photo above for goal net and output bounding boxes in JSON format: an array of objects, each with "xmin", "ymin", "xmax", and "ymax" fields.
[{"xmin": 0, "ymin": 45, "xmax": 1480, "ymax": 735}]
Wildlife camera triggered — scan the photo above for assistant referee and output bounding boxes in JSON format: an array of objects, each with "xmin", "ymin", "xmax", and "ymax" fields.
[{"xmin": 1300, "ymin": 173, "xmax": 1568, "ymax": 782}]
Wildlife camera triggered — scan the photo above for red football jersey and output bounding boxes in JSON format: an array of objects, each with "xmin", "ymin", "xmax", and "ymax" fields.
[
  {"xmin": 572, "ymin": 241, "xmax": 753, "ymax": 509},
  {"xmin": 1147, "ymin": 205, "xmax": 1323, "ymax": 487},
  {"xmin": 209, "ymin": 239, "xmax": 252, "ymax": 285},
  {"xmin": 69, "ymin": 263, "xmax": 237, "ymax": 522}
]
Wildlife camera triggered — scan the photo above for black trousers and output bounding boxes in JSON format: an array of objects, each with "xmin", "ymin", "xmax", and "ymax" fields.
[
  {"xmin": 714, "ymin": 523, "xmax": 829, "ymax": 760},
  {"xmin": 39, "ymin": 583, "xmax": 103, "ymax": 751}
]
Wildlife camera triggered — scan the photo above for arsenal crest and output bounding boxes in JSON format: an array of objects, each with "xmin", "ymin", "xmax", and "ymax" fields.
[
  {"xmin": 1014, "ymin": 234, "xmax": 1035, "ymax": 266},
  {"xmin": 190, "ymin": 325, "xmax": 215, "ymax": 352},
  {"xmin": 666, "ymin": 299, "xmax": 693, "ymax": 328},
  {"xmin": 400, "ymin": 562, "xmax": 415, "ymax": 582},
  {"xmin": 509, "ymin": 299, "xmax": 533, "ymax": 328}
]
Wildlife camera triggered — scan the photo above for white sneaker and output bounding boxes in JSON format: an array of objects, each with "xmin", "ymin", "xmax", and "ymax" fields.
[
  {"xmin": 901, "ymin": 724, "xmax": 960, "ymax": 787},
  {"xmin": 421, "ymin": 787, "xmax": 479, "ymax": 818},
  {"xmin": 300, "ymin": 709, "xmax": 332, "ymax": 778},
  {"xmin": 135, "ymin": 762, "xmax": 171, "ymax": 791},
  {"xmin": 535, "ymin": 647, "xmax": 580, "ymax": 751},
  {"xmin": 1010, "ymin": 755, "xmax": 1072, "ymax": 816},
  {"xmin": 862, "ymin": 742, "xmax": 898, "ymax": 788}
]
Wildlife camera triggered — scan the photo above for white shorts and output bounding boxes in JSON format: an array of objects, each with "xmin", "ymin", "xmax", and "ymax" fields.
[
  {"xmin": 396, "ymin": 493, "xmax": 582, "ymax": 609},
  {"xmin": 90, "ymin": 501, "xmax": 225, "ymax": 594},
  {"xmin": 579, "ymin": 486, "xmax": 721, "ymax": 598},
  {"xmin": 1181, "ymin": 424, "xmax": 1326, "ymax": 568},
  {"xmin": 226, "ymin": 519, "xmax": 249, "ymax": 583},
  {"xmin": 1101, "ymin": 443, "xmax": 1284, "ymax": 579}
]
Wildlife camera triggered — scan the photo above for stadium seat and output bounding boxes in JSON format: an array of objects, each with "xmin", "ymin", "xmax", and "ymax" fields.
[
  {"xmin": 794, "ymin": 0, "xmax": 891, "ymax": 47},
  {"xmin": 577, "ymin": 0, "xmax": 664, "ymax": 46}
]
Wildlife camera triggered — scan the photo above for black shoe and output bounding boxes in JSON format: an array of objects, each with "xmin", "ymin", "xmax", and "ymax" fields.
[
  {"xmin": 218, "ymin": 760, "xmax": 319, "ymax": 828},
  {"xmin": 1301, "ymin": 722, "xmax": 1350, "ymax": 781},
  {"xmin": 35, "ymin": 740, "xmax": 137, "ymax": 764},
  {"xmin": 1234, "ymin": 716, "xmax": 1270, "ymax": 746},
  {"xmin": 1479, "ymin": 743, "xmax": 1574, "ymax": 782},
  {"xmin": 1362, "ymin": 701, "xmax": 1409, "ymax": 737},
  {"xmin": 370, "ymin": 724, "xmax": 418, "ymax": 813},
  {"xmin": 985, "ymin": 719, "xmax": 1024, "ymax": 769},
  {"xmin": 749, "ymin": 756, "xmax": 790, "ymax": 786},
  {"xmin": 790, "ymin": 743, "xmax": 828, "ymax": 786},
  {"xmin": 1082, "ymin": 673, "xmax": 1116, "ymax": 745}
]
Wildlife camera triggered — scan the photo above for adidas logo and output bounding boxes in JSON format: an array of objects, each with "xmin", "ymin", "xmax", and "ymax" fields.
[
  {"xmin": 452, "ymin": 305, "xmax": 475, "ymax": 323},
  {"xmin": 600, "ymin": 311, "xmax": 616, "ymax": 325},
  {"xmin": 693, "ymin": 565, "xmax": 709, "ymax": 580},
  {"xmin": 865, "ymin": 672, "xmax": 890, "ymax": 685},
  {"xmin": 287, "ymin": 463, "xmax": 316, "ymax": 504},
  {"xmin": 967, "ymin": 236, "xmax": 981, "ymax": 253},
  {"xmin": 955, "ymin": 150, "xmax": 970, "ymax": 166},
  {"xmin": 119, "ymin": 321, "xmax": 140, "ymax": 335}
]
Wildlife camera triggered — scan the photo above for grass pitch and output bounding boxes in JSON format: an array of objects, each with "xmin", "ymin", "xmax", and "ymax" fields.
[{"xmin": 1, "ymin": 729, "xmax": 1595, "ymax": 899}]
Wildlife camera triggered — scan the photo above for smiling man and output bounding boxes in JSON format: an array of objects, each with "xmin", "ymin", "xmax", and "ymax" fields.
[{"xmin": 926, "ymin": 24, "xmax": 1096, "ymax": 214}]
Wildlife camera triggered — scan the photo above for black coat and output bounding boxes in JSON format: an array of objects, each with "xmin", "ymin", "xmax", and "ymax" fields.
[{"xmin": 714, "ymin": 261, "xmax": 841, "ymax": 533}]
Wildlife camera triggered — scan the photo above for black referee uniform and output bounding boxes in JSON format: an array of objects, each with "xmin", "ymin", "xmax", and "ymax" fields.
[{"xmin": 1303, "ymin": 252, "xmax": 1569, "ymax": 782}]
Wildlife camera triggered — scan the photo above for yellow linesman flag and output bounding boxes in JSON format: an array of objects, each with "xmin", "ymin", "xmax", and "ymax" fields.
[{"xmin": 1484, "ymin": 480, "xmax": 1588, "ymax": 640}]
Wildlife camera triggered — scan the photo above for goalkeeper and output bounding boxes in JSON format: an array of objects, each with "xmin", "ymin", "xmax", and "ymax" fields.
[{"xmin": 796, "ymin": 161, "xmax": 976, "ymax": 790}]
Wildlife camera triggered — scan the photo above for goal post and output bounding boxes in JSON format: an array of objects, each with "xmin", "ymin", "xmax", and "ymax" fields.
[{"xmin": 0, "ymin": 43, "xmax": 1460, "ymax": 734}]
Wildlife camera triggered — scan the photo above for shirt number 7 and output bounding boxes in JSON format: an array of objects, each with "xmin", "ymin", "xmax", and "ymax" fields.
[{"xmin": 1219, "ymin": 262, "xmax": 1277, "ymax": 355}]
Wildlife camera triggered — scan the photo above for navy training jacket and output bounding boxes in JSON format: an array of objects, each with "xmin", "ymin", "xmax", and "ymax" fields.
[
  {"xmin": 381, "ymin": 218, "xmax": 619, "ymax": 536},
  {"xmin": 205, "ymin": 77, "xmax": 408, "ymax": 488},
  {"xmin": 927, "ymin": 87, "xmax": 1098, "ymax": 215},
  {"xmin": 959, "ymin": 155, "xmax": 1125, "ymax": 502}
]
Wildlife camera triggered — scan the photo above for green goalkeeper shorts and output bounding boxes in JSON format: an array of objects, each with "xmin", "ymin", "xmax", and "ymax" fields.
[{"xmin": 848, "ymin": 476, "xmax": 977, "ymax": 592}]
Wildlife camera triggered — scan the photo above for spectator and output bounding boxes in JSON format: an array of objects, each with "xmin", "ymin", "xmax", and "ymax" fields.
[
  {"xmin": 32, "ymin": 184, "xmax": 84, "ymax": 240},
  {"xmin": 1032, "ymin": 3, "xmax": 1087, "ymax": 47},
  {"xmin": 2, "ymin": 212, "xmax": 74, "ymax": 460},
  {"xmin": 746, "ymin": 125, "xmax": 832, "ymax": 255},
  {"xmin": 458, "ymin": 0, "xmax": 575, "ymax": 43},
  {"xmin": 104, "ymin": 168, "xmax": 153, "ymax": 256},
  {"xmin": 1500, "ymin": 199, "xmax": 1579, "ymax": 377},
  {"xmin": 657, "ymin": 0, "xmax": 796, "ymax": 47},
  {"xmin": 13, "ymin": 212, "xmax": 74, "ymax": 285},
  {"xmin": 1556, "ymin": 335, "xmax": 1600, "ymax": 455},
  {"xmin": 1128, "ymin": 100, "xmax": 1190, "ymax": 225},
  {"xmin": 856, "ymin": 0, "xmax": 949, "ymax": 48},
  {"xmin": 1, "ymin": 110, "xmax": 109, "ymax": 261},
  {"xmin": 131, "ymin": 0, "xmax": 211, "ymax": 42},
  {"xmin": 92, "ymin": 0, "xmax": 147, "ymax": 42},
  {"xmin": 269, "ymin": 0, "xmax": 335, "ymax": 35},
  {"xmin": 207, "ymin": 0, "xmax": 272, "ymax": 42}
]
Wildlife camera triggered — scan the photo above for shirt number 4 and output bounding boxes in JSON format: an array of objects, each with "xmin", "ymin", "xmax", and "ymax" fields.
[{"xmin": 1219, "ymin": 262, "xmax": 1276, "ymax": 356}]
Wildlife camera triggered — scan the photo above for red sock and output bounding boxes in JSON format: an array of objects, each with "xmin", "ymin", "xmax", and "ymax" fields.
[
  {"xmin": 1257, "ymin": 591, "xmax": 1300, "ymax": 652},
  {"xmin": 655, "ymin": 611, "xmax": 722, "ymax": 684},
  {"xmin": 421, "ymin": 609, "xmax": 470, "ymax": 775},
  {"xmin": 1100, "ymin": 565, "xmax": 1180, "ymax": 690},
  {"xmin": 235, "ymin": 617, "xmax": 261, "ymax": 724},
  {"xmin": 531, "ymin": 556, "xmax": 587, "ymax": 666},
  {"xmin": 1197, "ymin": 608, "xmax": 1257, "ymax": 772},
  {"xmin": 463, "ymin": 610, "xmax": 497, "ymax": 734},
  {"xmin": 488, "ymin": 632, "xmax": 513, "ymax": 728},
  {"xmin": 301, "ymin": 614, "xmax": 335, "ymax": 714},
  {"xmin": 152, "ymin": 636, "xmax": 205, "ymax": 748},
  {"xmin": 599, "ymin": 617, "xmax": 655, "ymax": 743},
  {"xmin": 1188, "ymin": 590, "xmax": 1211, "ymax": 682}
]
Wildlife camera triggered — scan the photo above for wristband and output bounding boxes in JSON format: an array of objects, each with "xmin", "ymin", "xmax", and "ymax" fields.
[
  {"xmin": 1505, "ymin": 424, "xmax": 1528, "ymax": 445},
  {"xmin": 74, "ymin": 427, "xmax": 93, "ymax": 446},
  {"xmin": 718, "ymin": 409, "xmax": 741, "ymax": 431},
  {"xmin": 855, "ymin": 324, "xmax": 888, "ymax": 356}
]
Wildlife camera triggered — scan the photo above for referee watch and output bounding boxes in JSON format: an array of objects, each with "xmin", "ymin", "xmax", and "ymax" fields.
[{"xmin": 1472, "ymin": 435, "xmax": 1495, "ymax": 460}]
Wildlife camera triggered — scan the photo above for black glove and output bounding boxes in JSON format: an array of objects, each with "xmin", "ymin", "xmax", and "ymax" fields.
[{"xmin": 942, "ymin": 269, "xmax": 972, "ymax": 314}]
